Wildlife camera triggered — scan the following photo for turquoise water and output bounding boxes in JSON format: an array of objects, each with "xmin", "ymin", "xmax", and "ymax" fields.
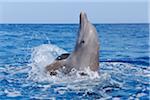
[{"xmin": 0, "ymin": 24, "xmax": 149, "ymax": 99}]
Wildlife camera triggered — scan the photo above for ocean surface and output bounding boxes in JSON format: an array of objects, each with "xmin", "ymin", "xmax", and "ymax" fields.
[{"xmin": 0, "ymin": 24, "xmax": 149, "ymax": 99}]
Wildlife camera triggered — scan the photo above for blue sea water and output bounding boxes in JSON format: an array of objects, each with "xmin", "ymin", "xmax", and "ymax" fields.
[{"xmin": 0, "ymin": 24, "xmax": 149, "ymax": 99}]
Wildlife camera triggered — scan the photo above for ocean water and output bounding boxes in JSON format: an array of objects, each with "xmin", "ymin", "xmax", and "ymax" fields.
[{"xmin": 0, "ymin": 24, "xmax": 149, "ymax": 99}]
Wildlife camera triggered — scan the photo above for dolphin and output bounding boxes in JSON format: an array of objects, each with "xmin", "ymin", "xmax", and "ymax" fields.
[{"xmin": 46, "ymin": 12, "xmax": 99, "ymax": 75}]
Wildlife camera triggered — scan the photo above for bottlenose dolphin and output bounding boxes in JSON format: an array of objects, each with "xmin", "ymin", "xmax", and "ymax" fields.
[{"xmin": 46, "ymin": 12, "xmax": 99, "ymax": 75}]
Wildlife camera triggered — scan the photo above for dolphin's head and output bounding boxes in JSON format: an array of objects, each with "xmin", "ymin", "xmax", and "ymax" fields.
[
  {"xmin": 70, "ymin": 12, "xmax": 99, "ymax": 71},
  {"xmin": 75, "ymin": 12, "xmax": 99, "ymax": 53}
]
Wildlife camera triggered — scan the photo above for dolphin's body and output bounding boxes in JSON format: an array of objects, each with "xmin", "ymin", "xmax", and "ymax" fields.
[{"xmin": 46, "ymin": 12, "xmax": 99, "ymax": 75}]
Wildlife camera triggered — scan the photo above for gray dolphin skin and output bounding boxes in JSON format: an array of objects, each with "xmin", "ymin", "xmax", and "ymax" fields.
[{"xmin": 46, "ymin": 12, "xmax": 99, "ymax": 75}]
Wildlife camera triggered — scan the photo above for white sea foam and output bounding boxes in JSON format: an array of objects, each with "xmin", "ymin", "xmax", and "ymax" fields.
[{"xmin": 28, "ymin": 44, "xmax": 67, "ymax": 81}]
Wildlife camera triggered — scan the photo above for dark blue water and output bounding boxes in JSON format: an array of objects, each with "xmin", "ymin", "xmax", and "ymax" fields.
[{"xmin": 0, "ymin": 24, "xmax": 149, "ymax": 99}]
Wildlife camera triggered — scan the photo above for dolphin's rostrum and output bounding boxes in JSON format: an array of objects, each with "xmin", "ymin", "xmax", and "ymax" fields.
[{"xmin": 46, "ymin": 12, "xmax": 99, "ymax": 75}]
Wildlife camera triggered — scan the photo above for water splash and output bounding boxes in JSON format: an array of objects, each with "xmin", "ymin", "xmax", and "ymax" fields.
[{"xmin": 28, "ymin": 44, "xmax": 67, "ymax": 81}]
